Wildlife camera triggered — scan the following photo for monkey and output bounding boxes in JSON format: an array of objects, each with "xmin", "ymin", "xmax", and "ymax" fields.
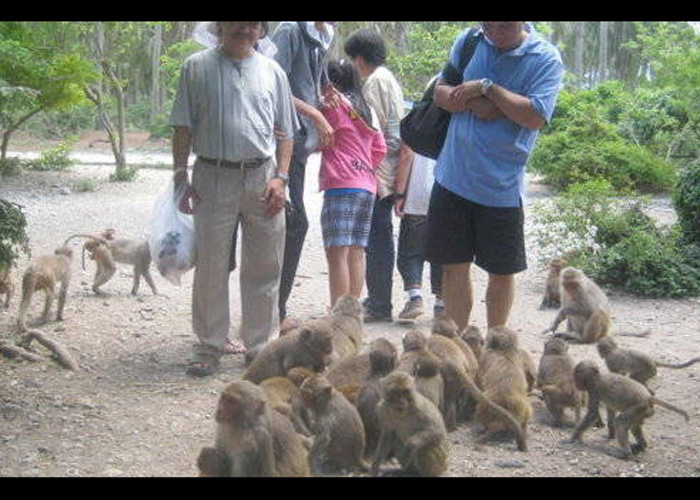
[
  {"xmin": 544, "ymin": 267, "xmax": 611, "ymax": 344},
  {"xmin": 597, "ymin": 336, "xmax": 700, "ymax": 392},
  {"xmin": 539, "ymin": 257, "xmax": 567, "ymax": 309},
  {"xmin": 17, "ymin": 246, "xmax": 73, "ymax": 332},
  {"xmin": 64, "ymin": 231, "xmax": 157, "ymax": 296},
  {"xmin": 300, "ymin": 374, "xmax": 369, "ymax": 475},
  {"xmin": 372, "ymin": 371, "xmax": 448, "ymax": 477},
  {"xmin": 196, "ymin": 380, "xmax": 310, "ymax": 477},
  {"xmin": 286, "ymin": 366, "xmax": 315, "ymax": 388},
  {"xmin": 460, "ymin": 325, "xmax": 485, "ymax": 362},
  {"xmin": 357, "ymin": 338, "xmax": 400, "ymax": 459},
  {"xmin": 326, "ymin": 352, "xmax": 371, "ymax": 404},
  {"xmin": 520, "ymin": 348, "xmax": 538, "ymax": 394},
  {"xmin": 0, "ymin": 267, "xmax": 14, "ymax": 308},
  {"xmin": 474, "ymin": 327, "xmax": 532, "ymax": 450},
  {"xmin": 431, "ymin": 317, "xmax": 479, "ymax": 377},
  {"xmin": 328, "ymin": 294, "xmax": 364, "ymax": 351},
  {"xmin": 260, "ymin": 374, "xmax": 313, "ymax": 437},
  {"xmin": 398, "ymin": 330, "xmax": 444, "ymax": 412},
  {"xmin": 570, "ymin": 360, "xmax": 689, "ymax": 459},
  {"xmin": 536, "ymin": 337, "xmax": 586, "ymax": 427},
  {"xmin": 243, "ymin": 322, "xmax": 334, "ymax": 384}
]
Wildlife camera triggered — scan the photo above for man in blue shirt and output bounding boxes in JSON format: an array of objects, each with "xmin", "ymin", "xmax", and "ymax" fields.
[{"xmin": 425, "ymin": 22, "xmax": 563, "ymax": 331}]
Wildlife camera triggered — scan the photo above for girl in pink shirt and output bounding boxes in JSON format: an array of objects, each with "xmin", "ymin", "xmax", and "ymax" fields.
[{"xmin": 319, "ymin": 60, "xmax": 387, "ymax": 307}]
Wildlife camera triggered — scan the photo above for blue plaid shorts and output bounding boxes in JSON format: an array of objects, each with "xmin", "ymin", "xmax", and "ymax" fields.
[{"xmin": 321, "ymin": 189, "xmax": 375, "ymax": 248}]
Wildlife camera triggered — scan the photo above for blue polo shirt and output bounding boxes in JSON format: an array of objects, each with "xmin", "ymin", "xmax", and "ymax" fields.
[{"xmin": 435, "ymin": 25, "xmax": 563, "ymax": 207}]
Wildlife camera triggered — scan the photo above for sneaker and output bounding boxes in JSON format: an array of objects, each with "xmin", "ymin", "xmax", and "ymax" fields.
[
  {"xmin": 363, "ymin": 310, "xmax": 393, "ymax": 323},
  {"xmin": 433, "ymin": 305, "xmax": 446, "ymax": 319},
  {"xmin": 398, "ymin": 297, "xmax": 425, "ymax": 321}
]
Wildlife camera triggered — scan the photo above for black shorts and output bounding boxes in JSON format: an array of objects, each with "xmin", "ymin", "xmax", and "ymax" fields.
[{"xmin": 423, "ymin": 182, "xmax": 527, "ymax": 275}]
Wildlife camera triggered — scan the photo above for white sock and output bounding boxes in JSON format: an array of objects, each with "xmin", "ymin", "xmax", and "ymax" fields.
[
  {"xmin": 434, "ymin": 297, "xmax": 445, "ymax": 308},
  {"xmin": 408, "ymin": 289, "xmax": 422, "ymax": 301}
]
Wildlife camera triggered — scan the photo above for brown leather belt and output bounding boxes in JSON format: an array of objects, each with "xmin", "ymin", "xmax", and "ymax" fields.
[{"xmin": 197, "ymin": 156, "xmax": 269, "ymax": 169}]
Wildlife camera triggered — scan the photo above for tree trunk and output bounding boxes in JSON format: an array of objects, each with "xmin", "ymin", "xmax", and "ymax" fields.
[
  {"xmin": 598, "ymin": 21, "xmax": 609, "ymax": 84},
  {"xmin": 573, "ymin": 22, "xmax": 585, "ymax": 87},
  {"xmin": 150, "ymin": 23, "xmax": 163, "ymax": 118},
  {"xmin": 0, "ymin": 107, "xmax": 43, "ymax": 162}
]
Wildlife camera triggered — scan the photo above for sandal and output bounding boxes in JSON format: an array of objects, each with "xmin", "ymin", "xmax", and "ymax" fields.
[
  {"xmin": 186, "ymin": 358, "xmax": 220, "ymax": 378},
  {"xmin": 223, "ymin": 340, "xmax": 246, "ymax": 355}
]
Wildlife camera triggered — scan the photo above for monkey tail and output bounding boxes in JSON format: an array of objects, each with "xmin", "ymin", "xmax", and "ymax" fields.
[
  {"xmin": 652, "ymin": 398, "xmax": 690, "ymax": 422},
  {"xmin": 63, "ymin": 234, "xmax": 105, "ymax": 247},
  {"xmin": 616, "ymin": 329, "xmax": 652, "ymax": 338},
  {"xmin": 17, "ymin": 269, "xmax": 37, "ymax": 332},
  {"xmin": 656, "ymin": 358, "xmax": 700, "ymax": 369},
  {"xmin": 462, "ymin": 375, "xmax": 527, "ymax": 451}
]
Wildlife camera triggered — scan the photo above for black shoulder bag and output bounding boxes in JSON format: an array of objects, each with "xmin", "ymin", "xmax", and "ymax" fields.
[{"xmin": 399, "ymin": 28, "xmax": 482, "ymax": 159}]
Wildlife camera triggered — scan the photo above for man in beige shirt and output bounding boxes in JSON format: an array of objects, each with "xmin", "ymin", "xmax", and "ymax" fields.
[{"xmin": 170, "ymin": 21, "xmax": 296, "ymax": 377}]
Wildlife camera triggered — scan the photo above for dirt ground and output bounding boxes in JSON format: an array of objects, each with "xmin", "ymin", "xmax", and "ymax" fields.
[{"xmin": 1, "ymin": 132, "xmax": 699, "ymax": 477}]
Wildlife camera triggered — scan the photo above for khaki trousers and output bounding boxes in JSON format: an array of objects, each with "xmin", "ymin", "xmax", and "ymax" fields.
[{"xmin": 190, "ymin": 157, "xmax": 285, "ymax": 361}]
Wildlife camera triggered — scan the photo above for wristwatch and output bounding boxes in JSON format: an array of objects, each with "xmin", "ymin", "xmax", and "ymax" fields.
[
  {"xmin": 479, "ymin": 78, "xmax": 494, "ymax": 95},
  {"xmin": 273, "ymin": 172, "xmax": 289, "ymax": 184}
]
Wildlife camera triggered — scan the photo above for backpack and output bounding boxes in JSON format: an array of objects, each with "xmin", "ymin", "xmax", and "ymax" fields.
[{"xmin": 399, "ymin": 28, "xmax": 482, "ymax": 159}]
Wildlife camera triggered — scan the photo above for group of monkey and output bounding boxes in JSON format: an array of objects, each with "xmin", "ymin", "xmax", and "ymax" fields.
[
  {"xmin": 2, "ymin": 236, "xmax": 697, "ymax": 477},
  {"xmin": 0, "ymin": 228, "xmax": 157, "ymax": 335},
  {"xmin": 196, "ymin": 260, "xmax": 697, "ymax": 477}
]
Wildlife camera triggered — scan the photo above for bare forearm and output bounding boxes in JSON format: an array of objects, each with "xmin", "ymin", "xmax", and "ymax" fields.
[
  {"xmin": 293, "ymin": 96, "xmax": 323, "ymax": 122},
  {"xmin": 172, "ymin": 126, "xmax": 192, "ymax": 170},
  {"xmin": 275, "ymin": 137, "xmax": 293, "ymax": 175},
  {"xmin": 394, "ymin": 142, "xmax": 415, "ymax": 194},
  {"xmin": 484, "ymin": 84, "xmax": 544, "ymax": 130}
]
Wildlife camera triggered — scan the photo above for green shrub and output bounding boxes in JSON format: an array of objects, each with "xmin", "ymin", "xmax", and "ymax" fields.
[
  {"xmin": 673, "ymin": 159, "xmax": 700, "ymax": 244},
  {"xmin": 0, "ymin": 198, "xmax": 30, "ymax": 270},
  {"xmin": 109, "ymin": 166, "xmax": 138, "ymax": 182},
  {"xmin": 26, "ymin": 135, "xmax": 77, "ymax": 171},
  {"xmin": 532, "ymin": 180, "xmax": 700, "ymax": 298},
  {"xmin": 73, "ymin": 179, "xmax": 98, "ymax": 192},
  {"xmin": 0, "ymin": 156, "xmax": 24, "ymax": 176}
]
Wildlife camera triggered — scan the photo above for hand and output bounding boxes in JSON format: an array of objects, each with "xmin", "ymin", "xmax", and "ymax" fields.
[
  {"xmin": 313, "ymin": 113, "xmax": 334, "ymax": 149},
  {"xmin": 393, "ymin": 196, "xmax": 405, "ymax": 218},
  {"xmin": 321, "ymin": 85, "xmax": 343, "ymax": 109},
  {"xmin": 263, "ymin": 177, "xmax": 286, "ymax": 217},
  {"xmin": 174, "ymin": 170, "xmax": 198, "ymax": 215},
  {"xmin": 449, "ymin": 80, "xmax": 482, "ymax": 106}
]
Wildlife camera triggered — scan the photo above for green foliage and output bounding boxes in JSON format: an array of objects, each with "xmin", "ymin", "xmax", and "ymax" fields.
[
  {"xmin": 673, "ymin": 159, "xmax": 700, "ymax": 244},
  {"xmin": 73, "ymin": 179, "xmax": 98, "ymax": 192},
  {"xmin": 388, "ymin": 23, "xmax": 472, "ymax": 101},
  {"xmin": 26, "ymin": 135, "xmax": 77, "ymax": 171},
  {"xmin": 0, "ymin": 156, "xmax": 23, "ymax": 176},
  {"xmin": 0, "ymin": 198, "xmax": 30, "ymax": 270},
  {"xmin": 532, "ymin": 181, "xmax": 700, "ymax": 298},
  {"xmin": 109, "ymin": 166, "xmax": 138, "ymax": 182}
]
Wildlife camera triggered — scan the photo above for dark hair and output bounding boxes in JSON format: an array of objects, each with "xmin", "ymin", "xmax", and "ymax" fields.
[
  {"xmin": 327, "ymin": 60, "xmax": 373, "ymax": 126},
  {"xmin": 214, "ymin": 22, "xmax": 269, "ymax": 38},
  {"xmin": 343, "ymin": 29, "xmax": 387, "ymax": 67}
]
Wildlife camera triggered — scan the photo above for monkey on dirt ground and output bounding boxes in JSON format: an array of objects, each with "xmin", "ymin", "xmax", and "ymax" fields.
[
  {"xmin": 536, "ymin": 337, "xmax": 585, "ymax": 427},
  {"xmin": 357, "ymin": 338, "xmax": 399, "ymax": 458},
  {"xmin": 539, "ymin": 257, "xmax": 567, "ymax": 310},
  {"xmin": 300, "ymin": 374, "xmax": 369, "ymax": 475},
  {"xmin": 569, "ymin": 360, "xmax": 689, "ymax": 460},
  {"xmin": 243, "ymin": 322, "xmax": 333, "ymax": 384},
  {"xmin": 398, "ymin": 330, "xmax": 444, "ymax": 412},
  {"xmin": 474, "ymin": 327, "xmax": 532, "ymax": 450},
  {"xmin": 431, "ymin": 317, "xmax": 479, "ymax": 376},
  {"xmin": 544, "ymin": 267, "xmax": 611, "ymax": 344},
  {"xmin": 260, "ymin": 373, "xmax": 313, "ymax": 437},
  {"xmin": 325, "ymin": 352, "xmax": 372, "ymax": 404},
  {"xmin": 64, "ymin": 230, "xmax": 157, "ymax": 296},
  {"xmin": 0, "ymin": 267, "xmax": 14, "ymax": 308},
  {"xmin": 196, "ymin": 380, "xmax": 310, "ymax": 477},
  {"xmin": 326, "ymin": 295, "xmax": 364, "ymax": 359},
  {"xmin": 372, "ymin": 371, "xmax": 449, "ymax": 477},
  {"xmin": 460, "ymin": 325, "xmax": 485, "ymax": 362},
  {"xmin": 17, "ymin": 246, "xmax": 73, "ymax": 332},
  {"xmin": 597, "ymin": 337, "xmax": 700, "ymax": 392}
]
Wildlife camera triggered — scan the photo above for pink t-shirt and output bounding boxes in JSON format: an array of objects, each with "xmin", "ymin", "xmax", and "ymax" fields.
[{"xmin": 318, "ymin": 96, "xmax": 387, "ymax": 194}]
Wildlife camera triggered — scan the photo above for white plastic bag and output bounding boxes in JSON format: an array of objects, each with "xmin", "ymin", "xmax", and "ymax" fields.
[{"xmin": 148, "ymin": 179, "xmax": 195, "ymax": 285}]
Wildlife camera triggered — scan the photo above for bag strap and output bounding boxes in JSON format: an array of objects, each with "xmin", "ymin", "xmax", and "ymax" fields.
[{"xmin": 456, "ymin": 27, "xmax": 483, "ymax": 79}]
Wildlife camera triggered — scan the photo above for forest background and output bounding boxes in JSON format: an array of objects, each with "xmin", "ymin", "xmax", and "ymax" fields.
[{"xmin": 2, "ymin": 21, "xmax": 700, "ymax": 299}]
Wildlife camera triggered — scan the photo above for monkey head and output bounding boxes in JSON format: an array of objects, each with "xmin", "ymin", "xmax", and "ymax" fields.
[
  {"xmin": 485, "ymin": 326, "xmax": 519, "ymax": 352},
  {"xmin": 414, "ymin": 352, "xmax": 441, "ymax": 378},
  {"xmin": 596, "ymin": 336, "xmax": 618, "ymax": 357},
  {"xmin": 331, "ymin": 295, "xmax": 363, "ymax": 320},
  {"xmin": 461, "ymin": 326, "xmax": 484, "ymax": 348},
  {"xmin": 559, "ymin": 267, "xmax": 583, "ymax": 294},
  {"xmin": 101, "ymin": 228, "xmax": 116, "ymax": 240},
  {"xmin": 380, "ymin": 372, "xmax": 416, "ymax": 413},
  {"xmin": 300, "ymin": 374, "xmax": 334, "ymax": 410},
  {"xmin": 403, "ymin": 330, "xmax": 428, "ymax": 352},
  {"xmin": 573, "ymin": 360, "xmax": 601, "ymax": 391},
  {"xmin": 543, "ymin": 337, "xmax": 569, "ymax": 355},
  {"xmin": 54, "ymin": 246, "xmax": 74, "ymax": 260},
  {"xmin": 216, "ymin": 381, "xmax": 267, "ymax": 427},
  {"xmin": 432, "ymin": 317, "xmax": 459, "ymax": 338},
  {"xmin": 550, "ymin": 257, "xmax": 567, "ymax": 271},
  {"xmin": 298, "ymin": 319, "xmax": 334, "ymax": 370},
  {"xmin": 369, "ymin": 338, "xmax": 398, "ymax": 375}
]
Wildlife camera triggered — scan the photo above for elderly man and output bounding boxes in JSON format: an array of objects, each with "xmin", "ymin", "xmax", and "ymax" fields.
[
  {"xmin": 425, "ymin": 21, "xmax": 563, "ymax": 331},
  {"xmin": 170, "ymin": 21, "xmax": 297, "ymax": 377}
]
